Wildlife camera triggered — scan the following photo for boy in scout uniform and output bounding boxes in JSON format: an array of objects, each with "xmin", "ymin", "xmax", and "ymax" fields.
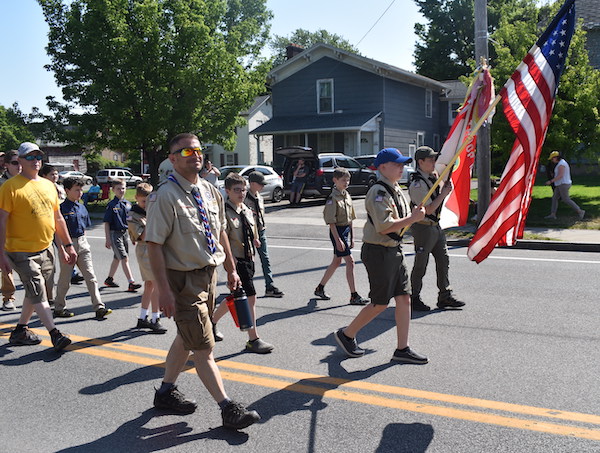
[
  {"xmin": 53, "ymin": 177, "xmax": 112, "ymax": 319},
  {"xmin": 333, "ymin": 148, "xmax": 428, "ymax": 364},
  {"xmin": 146, "ymin": 133, "xmax": 260, "ymax": 430},
  {"xmin": 128, "ymin": 182, "xmax": 167, "ymax": 333},
  {"xmin": 314, "ymin": 167, "xmax": 368, "ymax": 305},
  {"xmin": 408, "ymin": 146, "xmax": 465, "ymax": 312},
  {"xmin": 244, "ymin": 171, "xmax": 284, "ymax": 298},
  {"xmin": 211, "ymin": 172, "xmax": 274, "ymax": 354}
]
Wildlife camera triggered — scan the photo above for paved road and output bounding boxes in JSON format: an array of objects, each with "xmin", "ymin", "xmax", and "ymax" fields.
[{"xmin": 1, "ymin": 200, "xmax": 599, "ymax": 452}]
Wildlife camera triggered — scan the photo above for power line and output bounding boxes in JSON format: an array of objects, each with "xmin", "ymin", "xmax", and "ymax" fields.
[{"xmin": 356, "ymin": 0, "xmax": 397, "ymax": 46}]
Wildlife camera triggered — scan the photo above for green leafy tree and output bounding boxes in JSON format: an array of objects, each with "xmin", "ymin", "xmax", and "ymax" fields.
[
  {"xmin": 269, "ymin": 28, "xmax": 360, "ymax": 67},
  {"xmin": 489, "ymin": 1, "xmax": 600, "ymax": 170},
  {"xmin": 38, "ymin": 0, "xmax": 272, "ymax": 184},
  {"xmin": 0, "ymin": 103, "xmax": 35, "ymax": 151},
  {"xmin": 413, "ymin": 0, "xmax": 537, "ymax": 80}
]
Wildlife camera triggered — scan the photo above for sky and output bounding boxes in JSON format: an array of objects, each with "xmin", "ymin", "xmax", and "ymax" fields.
[{"xmin": 0, "ymin": 0, "xmax": 424, "ymax": 115}]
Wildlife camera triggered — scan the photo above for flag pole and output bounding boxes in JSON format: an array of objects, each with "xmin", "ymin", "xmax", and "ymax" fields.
[{"xmin": 399, "ymin": 92, "xmax": 502, "ymax": 237}]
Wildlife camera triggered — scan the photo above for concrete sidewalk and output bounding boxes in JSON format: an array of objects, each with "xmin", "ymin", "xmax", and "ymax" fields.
[{"xmin": 445, "ymin": 225, "xmax": 600, "ymax": 252}]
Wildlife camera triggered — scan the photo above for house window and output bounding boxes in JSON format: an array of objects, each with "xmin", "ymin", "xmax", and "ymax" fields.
[
  {"xmin": 318, "ymin": 133, "xmax": 334, "ymax": 152},
  {"xmin": 225, "ymin": 153, "xmax": 237, "ymax": 165},
  {"xmin": 433, "ymin": 134, "xmax": 440, "ymax": 151},
  {"xmin": 449, "ymin": 102, "xmax": 461, "ymax": 125},
  {"xmin": 417, "ymin": 132, "xmax": 425, "ymax": 148},
  {"xmin": 317, "ymin": 79, "xmax": 334, "ymax": 114},
  {"xmin": 408, "ymin": 144, "xmax": 416, "ymax": 161},
  {"xmin": 425, "ymin": 89, "xmax": 432, "ymax": 118},
  {"xmin": 285, "ymin": 134, "xmax": 302, "ymax": 147}
]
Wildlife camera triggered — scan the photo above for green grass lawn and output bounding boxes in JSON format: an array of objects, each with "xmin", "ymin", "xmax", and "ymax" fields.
[
  {"xmin": 84, "ymin": 188, "xmax": 137, "ymax": 214},
  {"xmin": 470, "ymin": 174, "xmax": 599, "ymax": 230}
]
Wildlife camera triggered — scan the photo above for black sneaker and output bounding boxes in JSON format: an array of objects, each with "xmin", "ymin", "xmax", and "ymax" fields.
[
  {"xmin": 137, "ymin": 317, "xmax": 153, "ymax": 329},
  {"xmin": 245, "ymin": 338, "xmax": 274, "ymax": 354},
  {"xmin": 221, "ymin": 401, "xmax": 260, "ymax": 430},
  {"xmin": 127, "ymin": 282, "xmax": 142, "ymax": 292},
  {"xmin": 51, "ymin": 330, "xmax": 72, "ymax": 352},
  {"xmin": 411, "ymin": 296, "xmax": 431, "ymax": 312},
  {"xmin": 71, "ymin": 274, "xmax": 85, "ymax": 284},
  {"xmin": 104, "ymin": 277, "xmax": 119, "ymax": 288},
  {"xmin": 334, "ymin": 328, "xmax": 365, "ymax": 358},
  {"xmin": 154, "ymin": 385, "xmax": 197, "ymax": 414},
  {"xmin": 53, "ymin": 308, "xmax": 75, "ymax": 318},
  {"xmin": 95, "ymin": 307, "xmax": 113, "ymax": 319},
  {"xmin": 349, "ymin": 293, "xmax": 369, "ymax": 305},
  {"xmin": 213, "ymin": 323, "xmax": 224, "ymax": 342},
  {"xmin": 265, "ymin": 286, "xmax": 284, "ymax": 298},
  {"xmin": 391, "ymin": 347, "xmax": 428, "ymax": 364},
  {"xmin": 148, "ymin": 320, "xmax": 167, "ymax": 334},
  {"xmin": 314, "ymin": 287, "xmax": 331, "ymax": 300},
  {"xmin": 9, "ymin": 327, "xmax": 41, "ymax": 346},
  {"xmin": 437, "ymin": 296, "xmax": 465, "ymax": 309}
]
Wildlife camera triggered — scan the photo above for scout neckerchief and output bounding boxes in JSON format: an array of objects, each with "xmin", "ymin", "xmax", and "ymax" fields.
[{"xmin": 168, "ymin": 175, "xmax": 216, "ymax": 254}]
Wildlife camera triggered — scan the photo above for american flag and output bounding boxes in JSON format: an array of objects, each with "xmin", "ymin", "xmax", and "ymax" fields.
[{"xmin": 467, "ymin": 0, "xmax": 576, "ymax": 263}]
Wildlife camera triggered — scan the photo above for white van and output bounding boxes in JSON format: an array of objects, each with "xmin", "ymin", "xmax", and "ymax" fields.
[{"xmin": 96, "ymin": 169, "xmax": 143, "ymax": 187}]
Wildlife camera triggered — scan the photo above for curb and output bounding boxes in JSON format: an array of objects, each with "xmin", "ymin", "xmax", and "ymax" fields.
[{"xmin": 446, "ymin": 238, "xmax": 600, "ymax": 253}]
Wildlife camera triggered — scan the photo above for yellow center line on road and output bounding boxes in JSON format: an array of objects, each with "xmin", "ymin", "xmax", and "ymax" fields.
[{"xmin": 2, "ymin": 324, "xmax": 600, "ymax": 441}]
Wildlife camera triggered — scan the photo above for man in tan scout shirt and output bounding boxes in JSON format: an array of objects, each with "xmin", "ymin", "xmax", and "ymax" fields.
[
  {"xmin": 146, "ymin": 133, "xmax": 260, "ymax": 430},
  {"xmin": 333, "ymin": 148, "xmax": 429, "ymax": 364}
]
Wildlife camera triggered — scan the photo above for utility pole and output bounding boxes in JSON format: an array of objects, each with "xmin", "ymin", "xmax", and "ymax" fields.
[{"xmin": 474, "ymin": 0, "xmax": 491, "ymax": 221}]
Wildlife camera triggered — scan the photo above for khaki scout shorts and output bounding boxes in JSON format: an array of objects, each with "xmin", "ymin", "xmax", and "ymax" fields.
[
  {"xmin": 6, "ymin": 248, "xmax": 54, "ymax": 304},
  {"xmin": 167, "ymin": 266, "xmax": 217, "ymax": 351},
  {"xmin": 135, "ymin": 243, "xmax": 154, "ymax": 282},
  {"xmin": 361, "ymin": 242, "xmax": 411, "ymax": 305}
]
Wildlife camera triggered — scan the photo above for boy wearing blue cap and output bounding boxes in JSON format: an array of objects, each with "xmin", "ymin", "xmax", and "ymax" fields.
[{"xmin": 334, "ymin": 148, "xmax": 429, "ymax": 364}]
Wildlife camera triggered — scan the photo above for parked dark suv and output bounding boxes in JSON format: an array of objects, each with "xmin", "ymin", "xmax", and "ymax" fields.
[
  {"xmin": 354, "ymin": 154, "xmax": 415, "ymax": 185},
  {"xmin": 275, "ymin": 146, "xmax": 377, "ymax": 198}
]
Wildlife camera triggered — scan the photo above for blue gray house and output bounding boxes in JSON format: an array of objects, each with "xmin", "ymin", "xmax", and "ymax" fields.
[{"xmin": 251, "ymin": 43, "xmax": 455, "ymax": 165}]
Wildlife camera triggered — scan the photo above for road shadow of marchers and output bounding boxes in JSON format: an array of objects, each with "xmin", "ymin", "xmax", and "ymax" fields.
[
  {"xmin": 0, "ymin": 343, "xmax": 67, "ymax": 364},
  {"xmin": 250, "ymin": 353, "xmax": 392, "ymax": 423},
  {"xmin": 311, "ymin": 309, "xmax": 398, "ymax": 349},
  {"xmin": 54, "ymin": 408, "xmax": 249, "ymax": 453},
  {"xmin": 79, "ymin": 364, "xmax": 166, "ymax": 395},
  {"xmin": 376, "ymin": 423, "xmax": 434, "ymax": 453}
]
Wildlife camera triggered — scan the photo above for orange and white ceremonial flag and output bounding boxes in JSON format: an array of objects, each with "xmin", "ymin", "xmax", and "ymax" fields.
[{"xmin": 436, "ymin": 67, "xmax": 495, "ymax": 229}]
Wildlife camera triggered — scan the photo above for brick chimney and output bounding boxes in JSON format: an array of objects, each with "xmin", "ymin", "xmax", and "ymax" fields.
[{"xmin": 286, "ymin": 43, "xmax": 305, "ymax": 60}]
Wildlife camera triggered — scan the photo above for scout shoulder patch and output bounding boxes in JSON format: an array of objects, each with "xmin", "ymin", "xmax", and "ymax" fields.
[
  {"xmin": 413, "ymin": 181, "xmax": 422, "ymax": 189},
  {"xmin": 326, "ymin": 199, "xmax": 333, "ymax": 205},
  {"xmin": 148, "ymin": 193, "xmax": 157, "ymax": 203},
  {"xmin": 375, "ymin": 189, "xmax": 386, "ymax": 202}
]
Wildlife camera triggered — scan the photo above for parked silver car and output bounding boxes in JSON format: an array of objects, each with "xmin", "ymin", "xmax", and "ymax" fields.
[
  {"xmin": 58, "ymin": 171, "xmax": 93, "ymax": 185},
  {"xmin": 217, "ymin": 165, "xmax": 284, "ymax": 202}
]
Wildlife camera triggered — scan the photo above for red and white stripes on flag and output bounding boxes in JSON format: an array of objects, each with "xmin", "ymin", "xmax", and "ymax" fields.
[
  {"xmin": 467, "ymin": 0, "xmax": 576, "ymax": 263},
  {"xmin": 436, "ymin": 68, "xmax": 495, "ymax": 229}
]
